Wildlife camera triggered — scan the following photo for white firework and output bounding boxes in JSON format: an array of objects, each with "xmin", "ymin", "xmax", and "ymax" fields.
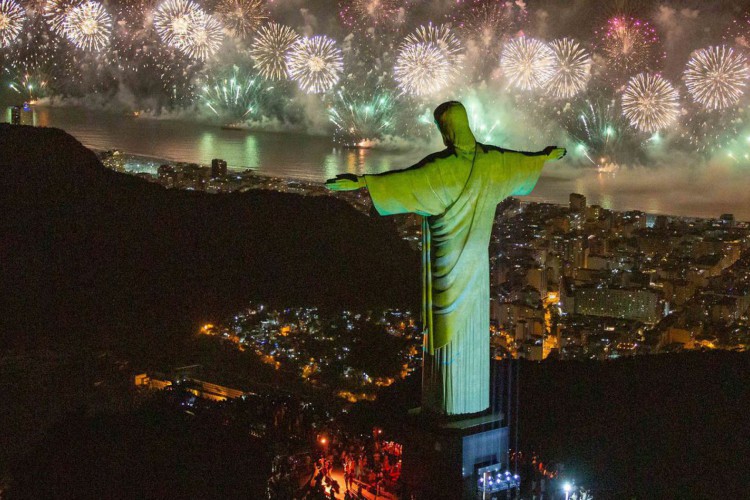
[
  {"xmin": 181, "ymin": 10, "xmax": 224, "ymax": 61},
  {"xmin": 394, "ymin": 23, "xmax": 463, "ymax": 96},
  {"xmin": 0, "ymin": 0, "xmax": 25, "ymax": 48},
  {"xmin": 500, "ymin": 36, "xmax": 555, "ymax": 90},
  {"xmin": 684, "ymin": 45, "xmax": 749, "ymax": 111},
  {"xmin": 44, "ymin": 0, "xmax": 82, "ymax": 35},
  {"xmin": 621, "ymin": 73, "xmax": 680, "ymax": 133},
  {"xmin": 394, "ymin": 42, "xmax": 451, "ymax": 96},
  {"xmin": 153, "ymin": 0, "xmax": 201, "ymax": 49},
  {"xmin": 216, "ymin": 0, "xmax": 267, "ymax": 40},
  {"xmin": 249, "ymin": 22, "xmax": 300, "ymax": 81},
  {"xmin": 545, "ymin": 38, "xmax": 592, "ymax": 99},
  {"xmin": 286, "ymin": 35, "xmax": 343, "ymax": 94},
  {"xmin": 408, "ymin": 24, "xmax": 463, "ymax": 78},
  {"xmin": 63, "ymin": 1, "xmax": 111, "ymax": 51}
]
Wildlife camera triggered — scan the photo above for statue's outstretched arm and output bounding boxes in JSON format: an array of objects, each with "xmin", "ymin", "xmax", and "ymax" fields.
[
  {"xmin": 325, "ymin": 152, "xmax": 451, "ymax": 216},
  {"xmin": 324, "ymin": 149, "xmax": 455, "ymax": 192},
  {"xmin": 508, "ymin": 146, "xmax": 566, "ymax": 196},
  {"xmin": 541, "ymin": 146, "xmax": 567, "ymax": 160},
  {"xmin": 325, "ymin": 173, "xmax": 366, "ymax": 191}
]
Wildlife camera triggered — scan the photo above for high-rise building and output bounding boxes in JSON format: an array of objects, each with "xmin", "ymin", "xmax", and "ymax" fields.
[
  {"xmin": 574, "ymin": 286, "xmax": 662, "ymax": 324},
  {"xmin": 211, "ymin": 158, "xmax": 227, "ymax": 178},
  {"xmin": 11, "ymin": 106, "xmax": 22, "ymax": 125},
  {"xmin": 586, "ymin": 204, "xmax": 605, "ymax": 221},
  {"xmin": 570, "ymin": 193, "xmax": 586, "ymax": 212},
  {"xmin": 563, "ymin": 235, "xmax": 588, "ymax": 271},
  {"xmin": 525, "ymin": 267, "xmax": 548, "ymax": 294}
]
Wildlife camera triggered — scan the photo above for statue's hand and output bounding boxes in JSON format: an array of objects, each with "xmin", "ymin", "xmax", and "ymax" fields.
[
  {"xmin": 325, "ymin": 174, "xmax": 366, "ymax": 191},
  {"xmin": 543, "ymin": 146, "xmax": 567, "ymax": 160}
]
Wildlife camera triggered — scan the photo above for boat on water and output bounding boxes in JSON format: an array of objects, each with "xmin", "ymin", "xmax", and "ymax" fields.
[{"xmin": 221, "ymin": 123, "xmax": 247, "ymax": 131}]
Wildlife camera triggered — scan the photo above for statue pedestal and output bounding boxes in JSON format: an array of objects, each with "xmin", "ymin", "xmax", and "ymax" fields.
[{"xmin": 400, "ymin": 409, "xmax": 509, "ymax": 499}]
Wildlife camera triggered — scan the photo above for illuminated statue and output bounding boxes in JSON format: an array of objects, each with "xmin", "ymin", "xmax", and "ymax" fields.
[{"xmin": 326, "ymin": 101, "xmax": 565, "ymax": 415}]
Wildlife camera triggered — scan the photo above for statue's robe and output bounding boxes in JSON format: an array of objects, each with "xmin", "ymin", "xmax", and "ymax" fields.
[{"xmin": 364, "ymin": 104, "xmax": 551, "ymax": 415}]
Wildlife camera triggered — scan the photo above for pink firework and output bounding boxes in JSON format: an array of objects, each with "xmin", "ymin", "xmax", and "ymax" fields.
[{"xmin": 594, "ymin": 16, "xmax": 665, "ymax": 86}]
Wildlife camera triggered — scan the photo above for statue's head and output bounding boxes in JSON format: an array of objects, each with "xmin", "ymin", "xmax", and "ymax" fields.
[{"xmin": 433, "ymin": 101, "xmax": 477, "ymax": 152}]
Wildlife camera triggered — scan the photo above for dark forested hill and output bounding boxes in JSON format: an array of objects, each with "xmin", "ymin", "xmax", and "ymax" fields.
[{"xmin": 0, "ymin": 124, "xmax": 419, "ymax": 360}]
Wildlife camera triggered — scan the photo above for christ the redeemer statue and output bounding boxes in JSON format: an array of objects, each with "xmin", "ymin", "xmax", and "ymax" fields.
[{"xmin": 326, "ymin": 101, "xmax": 565, "ymax": 416}]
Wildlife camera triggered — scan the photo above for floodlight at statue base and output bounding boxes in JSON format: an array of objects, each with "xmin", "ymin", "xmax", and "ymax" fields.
[{"xmin": 400, "ymin": 408, "xmax": 509, "ymax": 499}]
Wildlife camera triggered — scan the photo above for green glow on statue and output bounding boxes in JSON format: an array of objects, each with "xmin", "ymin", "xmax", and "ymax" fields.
[{"xmin": 326, "ymin": 101, "xmax": 565, "ymax": 415}]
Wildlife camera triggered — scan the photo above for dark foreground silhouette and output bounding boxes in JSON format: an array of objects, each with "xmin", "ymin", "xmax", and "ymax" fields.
[
  {"xmin": 0, "ymin": 124, "xmax": 419, "ymax": 360},
  {"xmin": 7, "ymin": 395, "xmax": 271, "ymax": 500},
  {"xmin": 0, "ymin": 124, "xmax": 419, "ymax": 491},
  {"xmin": 366, "ymin": 352, "xmax": 750, "ymax": 498}
]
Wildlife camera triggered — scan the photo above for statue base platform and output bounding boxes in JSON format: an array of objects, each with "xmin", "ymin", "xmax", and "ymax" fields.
[{"xmin": 400, "ymin": 408, "xmax": 509, "ymax": 499}]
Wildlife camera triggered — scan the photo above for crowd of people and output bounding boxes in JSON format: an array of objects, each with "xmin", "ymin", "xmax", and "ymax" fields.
[
  {"xmin": 323, "ymin": 428, "xmax": 402, "ymax": 499},
  {"xmin": 340, "ymin": 437, "xmax": 402, "ymax": 496},
  {"xmin": 268, "ymin": 427, "xmax": 403, "ymax": 499}
]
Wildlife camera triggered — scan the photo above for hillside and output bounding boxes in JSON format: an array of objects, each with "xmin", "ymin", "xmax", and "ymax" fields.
[{"xmin": 0, "ymin": 124, "xmax": 419, "ymax": 360}]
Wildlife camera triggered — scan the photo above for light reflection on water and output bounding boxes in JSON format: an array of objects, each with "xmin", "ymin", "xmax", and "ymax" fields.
[
  {"xmin": 4, "ymin": 105, "xmax": 750, "ymax": 220},
  {"xmin": 5, "ymin": 105, "xmax": 424, "ymax": 181}
]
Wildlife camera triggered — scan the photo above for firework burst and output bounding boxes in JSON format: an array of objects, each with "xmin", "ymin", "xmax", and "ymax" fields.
[
  {"xmin": 109, "ymin": 0, "xmax": 202, "ymax": 107},
  {"xmin": 286, "ymin": 35, "xmax": 343, "ymax": 93},
  {"xmin": 394, "ymin": 43, "xmax": 450, "ymax": 96},
  {"xmin": 562, "ymin": 97, "xmax": 638, "ymax": 167},
  {"xmin": 153, "ymin": 0, "xmax": 200, "ymax": 48},
  {"xmin": 394, "ymin": 23, "xmax": 463, "ymax": 96},
  {"xmin": 328, "ymin": 87, "xmax": 396, "ymax": 147},
  {"xmin": 338, "ymin": 0, "xmax": 403, "ymax": 30},
  {"xmin": 408, "ymin": 23, "xmax": 463, "ymax": 68},
  {"xmin": 4, "ymin": 67, "xmax": 50, "ymax": 101},
  {"xmin": 198, "ymin": 65, "xmax": 270, "ymax": 122},
  {"xmin": 595, "ymin": 16, "xmax": 663, "ymax": 86},
  {"xmin": 500, "ymin": 37, "xmax": 555, "ymax": 91},
  {"xmin": 44, "ymin": 0, "xmax": 83, "ymax": 35},
  {"xmin": 684, "ymin": 46, "xmax": 749, "ymax": 111},
  {"xmin": 63, "ymin": 1, "xmax": 112, "ymax": 51},
  {"xmin": 249, "ymin": 22, "xmax": 299, "ymax": 81},
  {"xmin": 545, "ymin": 38, "xmax": 592, "ymax": 99},
  {"xmin": 216, "ymin": 0, "xmax": 267, "ymax": 40},
  {"xmin": 0, "ymin": 0, "xmax": 24, "ymax": 48},
  {"xmin": 621, "ymin": 72, "xmax": 679, "ymax": 133},
  {"xmin": 181, "ymin": 11, "xmax": 223, "ymax": 60},
  {"xmin": 5, "ymin": 14, "xmax": 77, "ymax": 95}
]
